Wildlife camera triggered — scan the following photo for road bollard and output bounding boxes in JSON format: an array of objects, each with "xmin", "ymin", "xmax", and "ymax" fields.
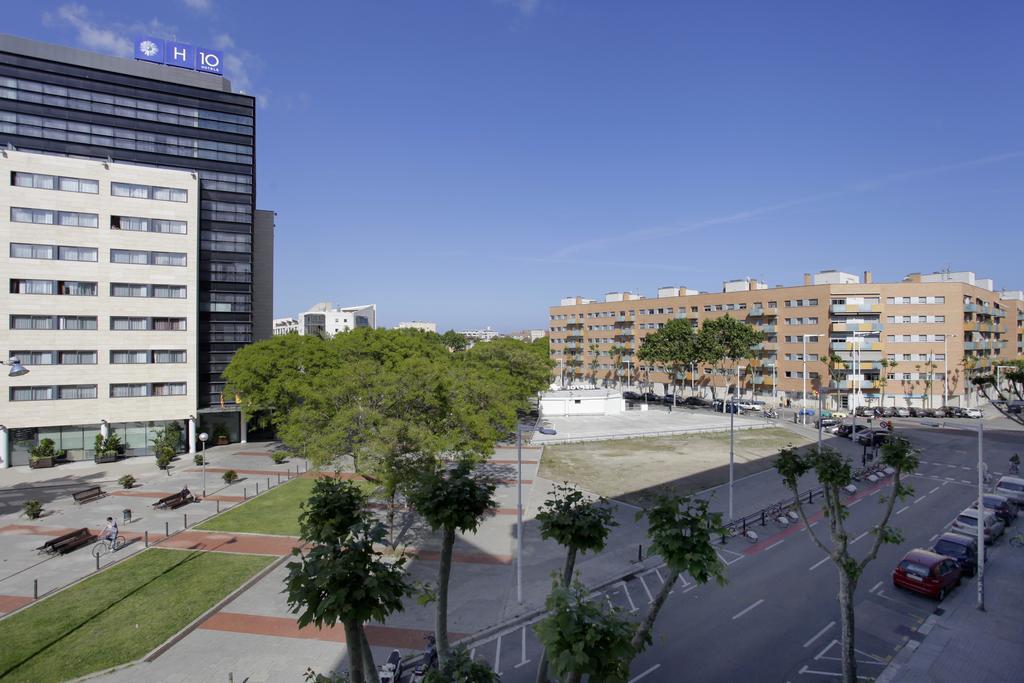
[
  {"xmin": 243, "ymin": 487, "xmax": 247, "ymax": 500},
  {"xmin": 267, "ymin": 477, "xmax": 271, "ymax": 490},
  {"xmin": 637, "ymin": 544, "xmax": 642, "ymax": 562},
  {"xmin": 217, "ymin": 500, "xmax": 220, "ymax": 513},
  {"xmin": 229, "ymin": 673, "xmax": 233, "ymax": 683},
  {"xmin": 256, "ymin": 483, "xmax": 259, "ymax": 495},
  {"xmin": 34, "ymin": 579, "xmax": 38, "ymax": 600},
  {"xmin": 145, "ymin": 530, "xmax": 149, "ymax": 547},
  {"xmin": 95, "ymin": 554, "xmax": 100, "ymax": 571},
  {"xmin": 808, "ymin": 490, "xmax": 814, "ymax": 504},
  {"xmin": 742, "ymin": 518, "xmax": 748, "ymax": 535},
  {"xmin": 184, "ymin": 513, "xmax": 188, "ymax": 529},
  {"xmin": 761, "ymin": 510, "xmax": 766, "ymax": 526},
  {"xmin": 165, "ymin": 521, "xmax": 169, "ymax": 538},
  {"xmin": 277, "ymin": 472, "xmax": 281, "ymax": 485}
]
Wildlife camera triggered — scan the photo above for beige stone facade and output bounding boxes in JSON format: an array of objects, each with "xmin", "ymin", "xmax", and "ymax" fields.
[
  {"xmin": 549, "ymin": 270, "xmax": 1021, "ymax": 410},
  {"xmin": 1, "ymin": 151, "xmax": 198, "ymax": 464}
]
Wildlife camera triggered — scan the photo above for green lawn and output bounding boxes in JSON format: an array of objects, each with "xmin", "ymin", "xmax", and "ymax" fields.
[
  {"xmin": 197, "ymin": 476, "xmax": 378, "ymax": 536},
  {"xmin": 0, "ymin": 549, "xmax": 272, "ymax": 682}
]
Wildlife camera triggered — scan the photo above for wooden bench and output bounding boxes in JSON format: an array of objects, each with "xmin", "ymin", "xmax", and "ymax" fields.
[
  {"xmin": 37, "ymin": 528, "xmax": 95, "ymax": 555},
  {"xmin": 153, "ymin": 491, "xmax": 195, "ymax": 510},
  {"xmin": 72, "ymin": 486, "xmax": 106, "ymax": 504}
]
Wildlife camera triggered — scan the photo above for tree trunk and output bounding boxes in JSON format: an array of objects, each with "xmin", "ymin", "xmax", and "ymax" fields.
[
  {"xmin": 537, "ymin": 546, "xmax": 581, "ymax": 683},
  {"xmin": 360, "ymin": 624, "xmax": 380, "ymax": 683},
  {"xmin": 436, "ymin": 526, "xmax": 456, "ymax": 665},
  {"xmin": 344, "ymin": 619, "xmax": 366, "ymax": 683},
  {"xmin": 386, "ymin": 487, "xmax": 397, "ymax": 547},
  {"xmin": 630, "ymin": 568, "xmax": 678, "ymax": 652},
  {"xmin": 837, "ymin": 569, "xmax": 858, "ymax": 683}
]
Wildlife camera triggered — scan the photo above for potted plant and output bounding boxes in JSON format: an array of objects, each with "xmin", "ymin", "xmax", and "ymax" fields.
[
  {"xmin": 213, "ymin": 424, "xmax": 230, "ymax": 446},
  {"xmin": 118, "ymin": 474, "xmax": 136, "ymax": 489},
  {"xmin": 222, "ymin": 469, "xmax": 238, "ymax": 485},
  {"xmin": 271, "ymin": 452, "xmax": 288, "ymax": 465},
  {"xmin": 93, "ymin": 433, "xmax": 122, "ymax": 464},
  {"xmin": 194, "ymin": 453, "xmax": 206, "ymax": 466},
  {"xmin": 23, "ymin": 500, "xmax": 43, "ymax": 519},
  {"xmin": 29, "ymin": 439, "xmax": 58, "ymax": 469}
]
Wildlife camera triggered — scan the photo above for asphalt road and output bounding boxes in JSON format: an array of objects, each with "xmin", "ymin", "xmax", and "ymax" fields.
[{"xmin": 457, "ymin": 423, "xmax": 1021, "ymax": 683}]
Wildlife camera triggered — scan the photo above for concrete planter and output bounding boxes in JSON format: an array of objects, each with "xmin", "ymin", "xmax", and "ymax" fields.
[{"xmin": 29, "ymin": 457, "xmax": 54, "ymax": 469}]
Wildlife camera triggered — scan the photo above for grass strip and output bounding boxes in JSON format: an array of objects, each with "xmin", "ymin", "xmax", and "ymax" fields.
[{"xmin": 0, "ymin": 548, "xmax": 272, "ymax": 682}]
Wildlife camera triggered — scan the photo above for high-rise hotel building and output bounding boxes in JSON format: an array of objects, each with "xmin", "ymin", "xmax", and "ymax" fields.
[
  {"xmin": 548, "ymin": 269, "xmax": 1024, "ymax": 410},
  {"xmin": 0, "ymin": 35, "xmax": 273, "ymax": 467}
]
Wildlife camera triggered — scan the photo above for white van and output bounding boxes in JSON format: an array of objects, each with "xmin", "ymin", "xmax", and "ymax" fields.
[{"xmin": 993, "ymin": 475, "xmax": 1024, "ymax": 506}]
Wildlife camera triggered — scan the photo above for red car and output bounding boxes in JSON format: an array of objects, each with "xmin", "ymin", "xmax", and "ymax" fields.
[{"xmin": 892, "ymin": 549, "xmax": 963, "ymax": 601}]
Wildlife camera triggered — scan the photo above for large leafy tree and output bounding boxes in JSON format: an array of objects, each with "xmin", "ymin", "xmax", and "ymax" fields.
[
  {"xmin": 973, "ymin": 359, "xmax": 1024, "ymax": 425},
  {"xmin": 534, "ymin": 484, "xmax": 618, "ymax": 683},
  {"xmin": 697, "ymin": 315, "xmax": 764, "ymax": 405},
  {"xmin": 637, "ymin": 319, "xmax": 697, "ymax": 398},
  {"xmin": 407, "ymin": 461, "xmax": 497, "ymax": 666},
  {"xmin": 440, "ymin": 329, "xmax": 469, "ymax": 352},
  {"xmin": 878, "ymin": 357, "xmax": 896, "ymax": 407},
  {"xmin": 285, "ymin": 481, "xmax": 413, "ymax": 683},
  {"xmin": 461, "ymin": 336, "xmax": 553, "ymax": 411},
  {"xmin": 776, "ymin": 438, "xmax": 918, "ymax": 683}
]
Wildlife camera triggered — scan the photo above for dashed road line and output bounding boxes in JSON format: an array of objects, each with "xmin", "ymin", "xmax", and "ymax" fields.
[
  {"xmin": 513, "ymin": 627, "xmax": 530, "ymax": 668},
  {"xmin": 869, "ymin": 580, "xmax": 883, "ymax": 594},
  {"xmin": 494, "ymin": 634, "xmax": 502, "ymax": 675},
  {"xmin": 914, "ymin": 494, "xmax": 927, "ymax": 503},
  {"xmin": 849, "ymin": 498, "xmax": 862, "ymax": 506},
  {"xmin": 851, "ymin": 530, "xmax": 870, "ymax": 544},
  {"xmin": 928, "ymin": 533, "xmax": 939, "ymax": 543},
  {"xmin": 896, "ymin": 505, "xmax": 911, "ymax": 515},
  {"xmin": 809, "ymin": 556, "xmax": 830, "ymax": 571},
  {"xmin": 637, "ymin": 574, "xmax": 654, "ymax": 604},
  {"xmin": 960, "ymin": 479, "xmax": 972, "ymax": 484},
  {"xmin": 619, "ymin": 581, "xmax": 638, "ymax": 612},
  {"xmin": 629, "ymin": 664, "xmax": 662, "ymax": 682},
  {"xmin": 732, "ymin": 598, "xmax": 764, "ymax": 620},
  {"xmin": 764, "ymin": 540, "xmax": 785, "ymax": 552},
  {"xmin": 929, "ymin": 486, "xmax": 940, "ymax": 494},
  {"xmin": 803, "ymin": 621, "xmax": 835, "ymax": 648}
]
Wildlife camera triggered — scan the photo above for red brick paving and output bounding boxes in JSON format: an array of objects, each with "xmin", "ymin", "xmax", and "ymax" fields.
[
  {"xmin": 0, "ymin": 594, "xmax": 33, "ymax": 614},
  {"xmin": 111, "ymin": 489, "xmax": 245, "ymax": 503},
  {"xmin": 0, "ymin": 523, "xmax": 81, "ymax": 537},
  {"xmin": 200, "ymin": 612, "xmax": 467, "ymax": 648},
  {"xmin": 184, "ymin": 467, "xmax": 303, "ymax": 477}
]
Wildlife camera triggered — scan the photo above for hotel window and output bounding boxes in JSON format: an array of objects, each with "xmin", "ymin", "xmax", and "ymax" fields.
[
  {"xmin": 110, "ymin": 384, "xmax": 149, "ymax": 398},
  {"xmin": 153, "ymin": 350, "xmax": 186, "ymax": 363},
  {"xmin": 11, "ymin": 171, "xmax": 99, "ymax": 193},
  {"xmin": 110, "ymin": 317, "xmax": 150, "ymax": 331},
  {"xmin": 10, "ymin": 207, "xmax": 98, "ymax": 227},
  {"xmin": 110, "ymin": 215, "xmax": 187, "ymax": 234},
  {"xmin": 111, "ymin": 182, "xmax": 187, "ymax": 202},
  {"xmin": 59, "ymin": 351, "xmax": 97, "ymax": 365},
  {"xmin": 152, "ymin": 382, "xmax": 187, "ymax": 396},
  {"xmin": 110, "ymin": 350, "xmax": 150, "ymax": 364}
]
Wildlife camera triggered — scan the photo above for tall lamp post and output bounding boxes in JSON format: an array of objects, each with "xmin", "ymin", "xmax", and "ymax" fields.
[
  {"xmin": 198, "ymin": 432, "xmax": 209, "ymax": 497},
  {"xmin": 1, "ymin": 358, "xmax": 29, "ymax": 470},
  {"xmin": 516, "ymin": 422, "xmax": 557, "ymax": 604},
  {"xmin": 729, "ymin": 394, "xmax": 736, "ymax": 521}
]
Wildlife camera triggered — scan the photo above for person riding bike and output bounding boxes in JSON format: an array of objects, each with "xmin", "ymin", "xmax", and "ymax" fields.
[
  {"xmin": 1010, "ymin": 454, "xmax": 1020, "ymax": 475},
  {"xmin": 100, "ymin": 516, "xmax": 118, "ymax": 544}
]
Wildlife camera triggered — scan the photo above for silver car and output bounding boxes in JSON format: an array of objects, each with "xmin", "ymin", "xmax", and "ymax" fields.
[
  {"xmin": 951, "ymin": 508, "xmax": 1004, "ymax": 544},
  {"xmin": 993, "ymin": 476, "xmax": 1024, "ymax": 507}
]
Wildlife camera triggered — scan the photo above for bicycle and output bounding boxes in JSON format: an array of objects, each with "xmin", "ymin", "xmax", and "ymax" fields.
[
  {"xmin": 92, "ymin": 534, "xmax": 126, "ymax": 559},
  {"xmin": 1009, "ymin": 533, "xmax": 1024, "ymax": 548},
  {"xmin": 728, "ymin": 522, "xmax": 759, "ymax": 544}
]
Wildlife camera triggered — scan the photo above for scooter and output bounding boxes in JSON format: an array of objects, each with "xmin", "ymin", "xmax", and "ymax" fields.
[
  {"xmin": 410, "ymin": 634, "xmax": 437, "ymax": 683},
  {"xmin": 378, "ymin": 649, "xmax": 403, "ymax": 683},
  {"xmin": 763, "ymin": 408, "xmax": 778, "ymax": 419}
]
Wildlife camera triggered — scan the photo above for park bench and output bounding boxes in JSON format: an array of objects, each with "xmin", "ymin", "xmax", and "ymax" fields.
[
  {"xmin": 72, "ymin": 485, "xmax": 106, "ymax": 504},
  {"xmin": 153, "ymin": 490, "xmax": 195, "ymax": 510},
  {"xmin": 37, "ymin": 528, "xmax": 94, "ymax": 555}
]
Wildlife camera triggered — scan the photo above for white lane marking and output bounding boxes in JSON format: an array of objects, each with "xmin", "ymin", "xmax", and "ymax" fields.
[
  {"xmin": 682, "ymin": 584, "xmax": 697, "ymax": 594},
  {"xmin": 961, "ymin": 466, "xmax": 971, "ymax": 471},
  {"xmin": 732, "ymin": 598, "xmax": 764, "ymax": 620},
  {"xmin": 928, "ymin": 533, "xmax": 939, "ymax": 543},
  {"xmin": 944, "ymin": 477, "xmax": 955, "ymax": 481},
  {"xmin": 946, "ymin": 464, "xmax": 957, "ymax": 468},
  {"xmin": 470, "ymin": 647, "xmax": 475, "ymax": 660},
  {"xmin": 851, "ymin": 530, "xmax": 870, "ymax": 544},
  {"xmin": 809, "ymin": 556, "xmax": 830, "ymax": 571},
  {"xmin": 494, "ymin": 634, "xmax": 502, "ymax": 675},
  {"xmin": 629, "ymin": 664, "xmax": 661, "ymax": 682},
  {"xmin": 654, "ymin": 567, "xmax": 665, "ymax": 584},
  {"xmin": 869, "ymin": 580, "xmax": 883, "ymax": 594},
  {"xmin": 514, "ymin": 626, "xmax": 529, "ymax": 668},
  {"xmin": 929, "ymin": 486, "xmax": 940, "ymax": 494},
  {"xmin": 896, "ymin": 505, "xmax": 911, "ymax": 515},
  {"xmin": 803, "ymin": 621, "xmax": 835, "ymax": 648},
  {"xmin": 638, "ymin": 574, "xmax": 654, "ymax": 603},
  {"xmin": 764, "ymin": 540, "xmax": 785, "ymax": 552},
  {"xmin": 798, "ymin": 665, "xmax": 875, "ymax": 679},
  {"xmin": 619, "ymin": 581, "xmax": 638, "ymax": 612},
  {"xmin": 960, "ymin": 480, "xmax": 972, "ymax": 484},
  {"xmin": 914, "ymin": 494, "xmax": 927, "ymax": 503},
  {"xmin": 849, "ymin": 498, "xmax": 862, "ymax": 506}
]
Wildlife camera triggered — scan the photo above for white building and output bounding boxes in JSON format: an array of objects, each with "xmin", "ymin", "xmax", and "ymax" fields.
[
  {"xmin": 298, "ymin": 303, "xmax": 376, "ymax": 337},
  {"xmin": 461, "ymin": 326, "xmax": 499, "ymax": 342},
  {"xmin": 272, "ymin": 317, "xmax": 299, "ymax": 335},
  {"xmin": 540, "ymin": 389, "xmax": 625, "ymax": 417},
  {"xmin": 1, "ymin": 151, "xmax": 199, "ymax": 467},
  {"xmin": 397, "ymin": 321, "xmax": 437, "ymax": 333}
]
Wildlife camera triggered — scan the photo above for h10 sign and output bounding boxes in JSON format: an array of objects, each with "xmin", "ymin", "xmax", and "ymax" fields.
[{"xmin": 134, "ymin": 36, "xmax": 223, "ymax": 75}]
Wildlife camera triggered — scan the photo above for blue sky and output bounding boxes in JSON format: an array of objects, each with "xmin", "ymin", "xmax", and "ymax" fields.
[{"xmin": 7, "ymin": 1, "xmax": 1024, "ymax": 331}]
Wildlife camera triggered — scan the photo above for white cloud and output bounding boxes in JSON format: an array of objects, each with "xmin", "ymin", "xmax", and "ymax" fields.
[
  {"xmin": 44, "ymin": 4, "xmax": 177, "ymax": 59},
  {"xmin": 183, "ymin": 0, "xmax": 212, "ymax": 11},
  {"xmin": 496, "ymin": 0, "xmax": 540, "ymax": 16}
]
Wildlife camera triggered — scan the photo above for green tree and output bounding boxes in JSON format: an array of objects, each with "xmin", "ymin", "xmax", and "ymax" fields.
[
  {"xmin": 407, "ymin": 461, "xmax": 497, "ymax": 666},
  {"xmin": 587, "ymin": 342, "xmax": 601, "ymax": 387},
  {"xmin": 877, "ymin": 358, "xmax": 895, "ymax": 408},
  {"xmin": 697, "ymin": 315, "xmax": 764, "ymax": 405},
  {"xmin": 533, "ymin": 577, "xmax": 635, "ymax": 683},
  {"xmin": 637, "ymin": 319, "xmax": 697, "ymax": 399},
  {"xmin": 462, "ymin": 336, "xmax": 553, "ymax": 409},
  {"xmin": 609, "ymin": 344, "xmax": 628, "ymax": 387},
  {"xmin": 630, "ymin": 495, "xmax": 727, "ymax": 654},
  {"xmin": 424, "ymin": 645, "xmax": 500, "ymax": 683},
  {"xmin": 440, "ymin": 329, "xmax": 469, "ymax": 352},
  {"xmin": 775, "ymin": 438, "xmax": 918, "ymax": 683},
  {"xmin": 151, "ymin": 422, "xmax": 182, "ymax": 472},
  {"xmin": 534, "ymin": 484, "xmax": 618, "ymax": 683},
  {"xmin": 974, "ymin": 359, "xmax": 1024, "ymax": 425},
  {"xmin": 922, "ymin": 359, "xmax": 938, "ymax": 408},
  {"xmin": 286, "ymin": 480, "xmax": 412, "ymax": 683}
]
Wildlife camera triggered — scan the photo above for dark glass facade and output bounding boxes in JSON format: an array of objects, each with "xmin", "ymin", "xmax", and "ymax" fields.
[{"xmin": 0, "ymin": 37, "xmax": 256, "ymax": 409}]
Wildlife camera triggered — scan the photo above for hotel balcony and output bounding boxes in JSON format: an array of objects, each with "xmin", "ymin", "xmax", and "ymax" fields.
[
  {"xmin": 830, "ymin": 321, "xmax": 884, "ymax": 332},
  {"xmin": 830, "ymin": 304, "xmax": 882, "ymax": 314}
]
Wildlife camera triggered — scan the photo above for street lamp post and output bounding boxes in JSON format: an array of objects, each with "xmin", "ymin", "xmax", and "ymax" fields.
[
  {"xmin": 729, "ymin": 394, "xmax": 735, "ymax": 521},
  {"xmin": 802, "ymin": 336, "xmax": 808, "ymax": 424},
  {"xmin": 2, "ymin": 358, "xmax": 29, "ymax": 470},
  {"xmin": 976, "ymin": 420, "xmax": 985, "ymax": 611},
  {"xmin": 517, "ymin": 422, "xmax": 556, "ymax": 604},
  {"xmin": 198, "ymin": 432, "xmax": 209, "ymax": 497}
]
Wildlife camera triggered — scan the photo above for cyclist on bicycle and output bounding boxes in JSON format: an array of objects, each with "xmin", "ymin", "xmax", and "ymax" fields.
[
  {"xmin": 1010, "ymin": 454, "xmax": 1020, "ymax": 475},
  {"xmin": 100, "ymin": 517, "xmax": 118, "ymax": 544}
]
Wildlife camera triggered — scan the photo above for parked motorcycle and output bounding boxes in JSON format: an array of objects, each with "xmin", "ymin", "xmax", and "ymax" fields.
[
  {"xmin": 410, "ymin": 634, "xmax": 438, "ymax": 683},
  {"xmin": 378, "ymin": 649, "xmax": 403, "ymax": 683},
  {"xmin": 762, "ymin": 408, "xmax": 778, "ymax": 419}
]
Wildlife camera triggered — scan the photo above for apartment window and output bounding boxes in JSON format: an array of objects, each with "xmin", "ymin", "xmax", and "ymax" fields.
[
  {"xmin": 59, "ymin": 351, "xmax": 97, "ymax": 365},
  {"xmin": 10, "ymin": 279, "xmax": 54, "ymax": 295},
  {"xmin": 9, "ymin": 243, "xmax": 96, "ymax": 261},
  {"xmin": 110, "ymin": 350, "xmax": 149, "ymax": 364},
  {"xmin": 110, "ymin": 215, "xmax": 188, "ymax": 234},
  {"xmin": 110, "ymin": 383, "xmax": 149, "ymax": 398},
  {"xmin": 152, "ymin": 382, "xmax": 187, "ymax": 396},
  {"xmin": 110, "ymin": 283, "xmax": 148, "ymax": 297},
  {"xmin": 60, "ymin": 281, "xmax": 97, "ymax": 296},
  {"xmin": 110, "ymin": 317, "xmax": 149, "ymax": 331},
  {"xmin": 111, "ymin": 182, "xmax": 188, "ymax": 202},
  {"xmin": 9, "ymin": 384, "xmax": 96, "ymax": 401},
  {"xmin": 153, "ymin": 317, "xmax": 186, "ymax": 331},
  {"xmin": 11, "ymin": 315, "xmax": 96, "ymax": 330},
  {"xmin": 109, "ymin": 249, "xmax": 186, "ymax": 266},
  {"xmin": 60, "ymin": 315, "xmax": 97, "ymax": 330},
  {"xmin": 11, "ymin": 171, "xmax": 98, "ymax": 194},
  {"xmin": 152, "ymin": 284, "xmax": 187, "ymax": 298},
  {"xmin": 59, "ymin": 245, "xmax": 98, "ymax": 262},
  {"xmin": 10, "ymin": 207, "xmax": 98, "ymax": 227},
  {"xmin": 9, "ymin": 350, "xmax": 54, "ymax": 365},
  {"xmin": 153, "ymin": 350, "xmax": 186, "ymax": 363},
  {"xmin": 151, "ymin": 251, "xmax": 186, "ymax": 266},
  {"xmin": 59, "ymin": 385, "xmax": 97, "ymax": 399}
]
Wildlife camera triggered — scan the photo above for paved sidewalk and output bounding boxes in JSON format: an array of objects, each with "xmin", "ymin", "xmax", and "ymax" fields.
[{"xmin": 877, "ymin": 535, "xmax": 1024, "ymax": 682}]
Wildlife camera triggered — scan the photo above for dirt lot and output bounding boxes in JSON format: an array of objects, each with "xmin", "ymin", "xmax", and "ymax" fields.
[{"xmin": 538, "ymin": 427, "xmax": 813, "ymax": 506}]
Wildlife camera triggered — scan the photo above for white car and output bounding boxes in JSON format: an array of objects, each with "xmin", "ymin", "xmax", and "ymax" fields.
[
  {"xmin": 993, "ymin": 476, "xmax": 1024, "ymax": 507},
  {"xmin": 951, "ymin": 508, "xmax": 1004, "ymax": 544},
  {"xmin": 965, "ymin": 408, "xmax": 983, "ymax": 418}
]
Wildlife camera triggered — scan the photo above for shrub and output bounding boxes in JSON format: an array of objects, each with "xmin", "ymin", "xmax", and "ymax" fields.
[
  {"xmin": 24, "ymin": 500, "xmax": 43, "ymax": 519},
  {"xmin": 194, "ymin": 454, "xmax": 206, "ymax": 466},
  {"xmin": 271, "ymin": 452, "xmax": 288, "ymax": 465},
  {"xmin": 118, "ymin": 474, "xmax": 136, "ymax": 489},
  {"xmin": 29, "ymin": 438, "xmax": 58, "ymax": 462},
  {"xmin": 156, "ymin": 451, "xmax": 174, "ymax": 471},
  {"xmin": 222, "ymin": 469, "xmax": 239, "ymax": 485}
]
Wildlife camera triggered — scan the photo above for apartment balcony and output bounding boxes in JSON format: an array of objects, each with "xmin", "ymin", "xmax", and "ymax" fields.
[
  {"xmin": 614, "ymin": 331, "xmax": 635, "ymax": 339},
  {"xmin": 615, "ymin": 316, "xmax": 634, "ymax": 324},
  {"xmin": 752, "ymin": 374, "xmax": 775, "ymax": 385},
  {"xmin": 830, "ymin": 321, "xmax": 884, "ymax": 332},
  {"xmin": 830, "ymin": 304, "xmax": 881, "ymax": 314},
  {"xmin": 963, "ymin": 303, "xmax": 1002, "ymax": 317},
  {"xmin": 831, "ymin": 340, "xmax": 879, "ymax": 351},
  {"xmin": 834, "ymin": 380, "xmax": 880, "ymax": 390},
  {"xmin": 565, "ymin": 331, "xmax": 584, "ymax": 339},
  {"xmin": 965, "ymin": 321, "xmax": 1003, "ymax": 334},
  {"xmin": 758, "ymin": 324, "xmax": 777, "ymax": 333},
  {"xmin": 751, "ymin": 342, "xmax": 779, "ymax": 352},
  {"xmin": 963, "ymin": 340, "xmax": 1006, "ymax": 351},
  {"xmin": 564, "ymin": 342, "xmax": 580, "ymax": 350},
  {"xmin": 748, "ymin": 306, "xmax": 779, "ymax": 317},
  {"xmin": 566, "ymin": 320, "xmax": 583, "ymax": 327}
]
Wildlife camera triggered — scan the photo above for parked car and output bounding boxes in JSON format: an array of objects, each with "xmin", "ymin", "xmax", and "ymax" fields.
[
  {"xmin": 622, "ymin": 391, "xmax": 641, "ymax": 401},
  {"xmin": 815, "ymin": 417, "xmax": 840, "ymax": 429},
  {"xmin": 880, "ymin": 407, "xmax": 896, "ymax": 418},
  {"xmin": 661, "ymin": 394, "xmax": 677, "ymax": 405},
  {"xmin": 682, "ymin": 396, "xmax": 711, "ymax": 407},
  {"xmin": 892, "ymin": 549, "xmax": 963, "ymax": 600},
  {"xmin": 836, "ymin": 424, "xmax": 870, "ymax": 439},
  {"xmin": 737, "ymin": 399, "xmax": 765, "ymax": 411},
  {"xmin": 908, "ymin": 407, "xmax": 923, "ymax": 417},
  {"xmin": 964, "ymin": 408, "xmax": 983, "ymax": 418},
  {"xmin": 856, "ymin": 429, "xmax": 891, "ymax": 447},
  {"xmin": 993, "ymin": 475, "xmax": 1024, "ymax": 507},
  {"xmin": 855, "ymin": 406, "xmax": 873, "ymax": 417},
  {"xmin": 797, "ymin": 408, "xmax": 816, "ymax": 417},
  {"xmin": 930, "ymin": 532, "xmax": 979, "ymax": 577},
  {"xmin": 894, "ymin": 407, "xmax": 911, "ymax": 418},
  {"xmin": 970, "ymin": 493, "xmax": 1017, "ymax": 527},
  {"xmin": 951, "ymin": 507, "xmax": 1004, "ymax": 544},
  {"xmin": 642, "ymin": 392, "xmax": 660, "ymax": 402}
]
